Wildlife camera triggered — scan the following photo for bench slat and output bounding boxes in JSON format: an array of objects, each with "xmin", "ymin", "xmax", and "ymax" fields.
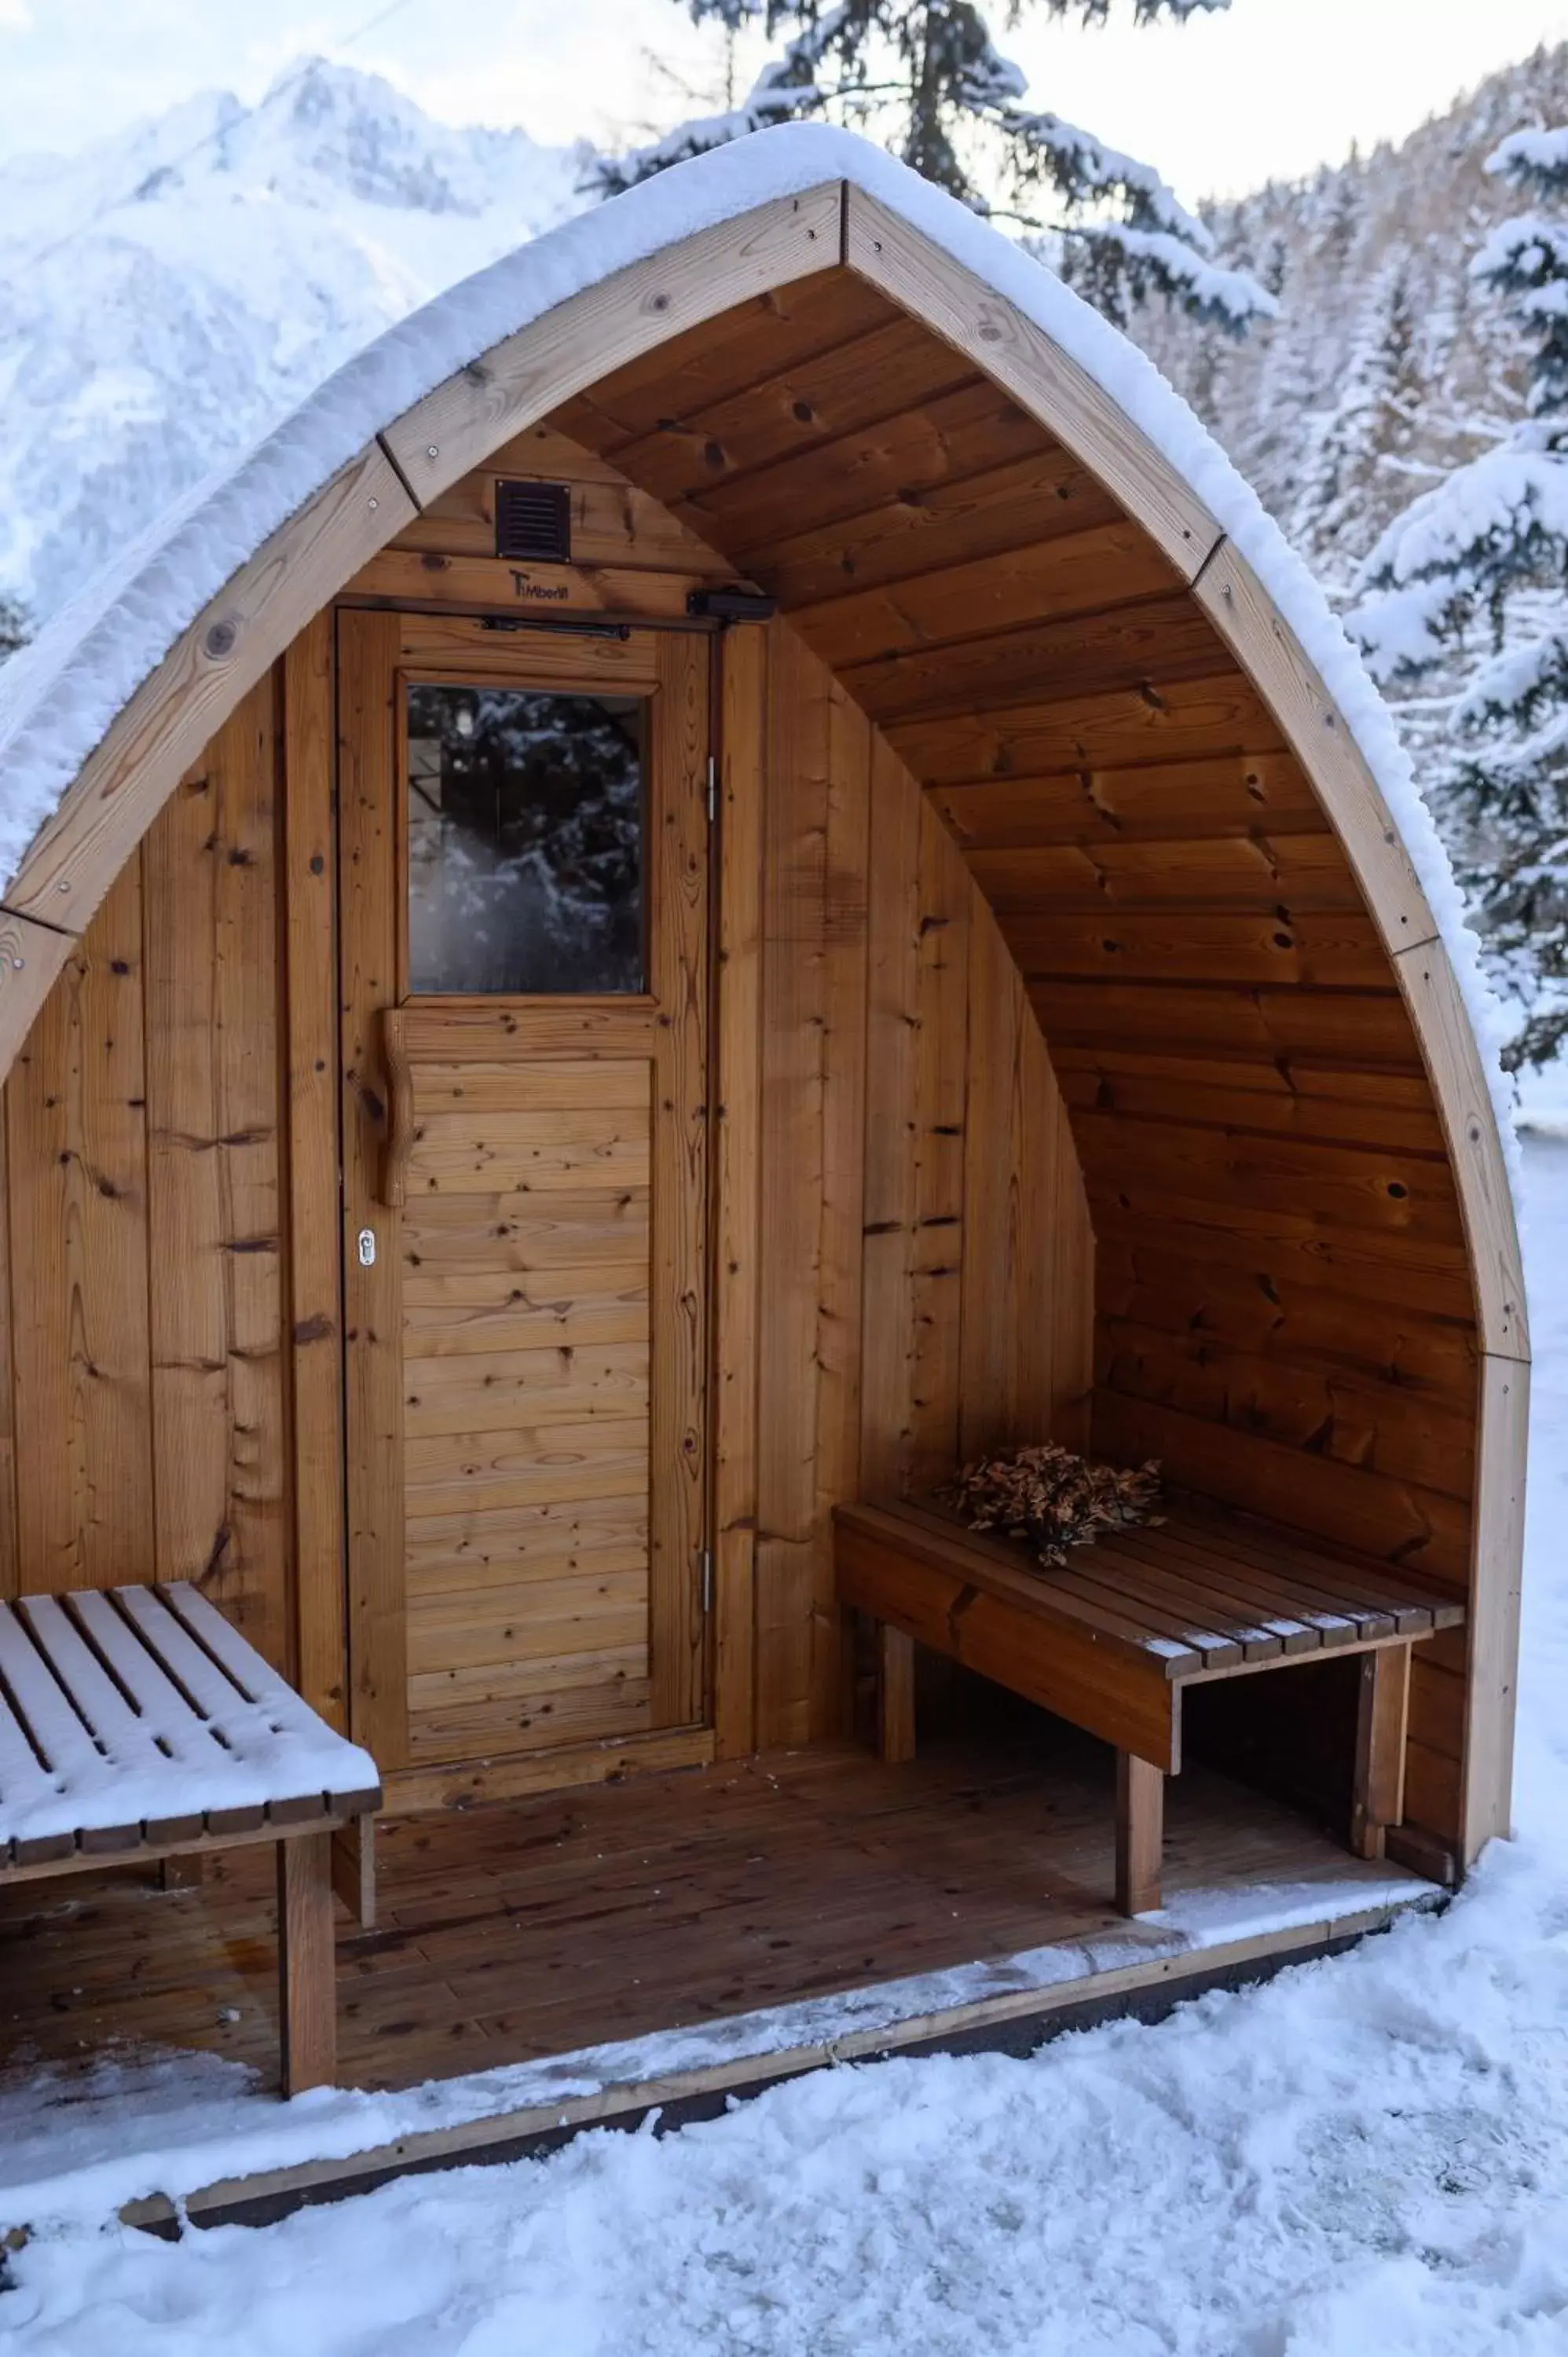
[
  {"xmin": 64, "ymin": 1590, "xmax": 267, "ymax": 1837},
  {"xmin": 892, "ymin": 1501, "xmax": 1256, "ymax": 1666},
  {"xmin": 1167, "ymin": 1506, "xmax": 1460, "ymax": 1629},
  {"xmin": 0, "ymin": 1625, "xmax": 73, "ymax": 1866},
  {"xmin": 837, "ymin": 1516, "xmax": 1180, "ymax": 1768},
  {"xmin": 17, "ymin": 1597, "xmax": 206, "ymax": 1849},
  {"xmin": 110, "ymin": 1589, "xmax": 328, "ymax": 1826},
  {"xmin": 0, "ymin": 1608, "xmax": 112, "ymax": 1788},
  {"xmin": 0, "ymin": 1587, "xmax": 380, "ymax": 1860},
  {"xmin": 1090, "ymin": 1534, "xmax": 1324, "ymax": 1656},
  {"xmin": 872, "ymin": 1501, "xmax": 1204, "ymax": 1673},
  {"xmin": 1119, "ymin": 1527, "xmax": 1371, "ymax": 1647},
  {"xmin": 1042, "ymin": 1554, "xmax": 1259, "ymax": 1666},
  {"xmin": 140, "ymin": 1587, "xmax": 379, "ymax": 1813},
  {"xmin": 1158, "ymin": 1514, "xmax": 1419, "ymax": 1637}
]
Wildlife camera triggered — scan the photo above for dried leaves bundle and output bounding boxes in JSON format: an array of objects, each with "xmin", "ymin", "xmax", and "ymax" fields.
[{"xmin": 942, "ymin": 1443, "xmax": 1162, "ymax": 1568}]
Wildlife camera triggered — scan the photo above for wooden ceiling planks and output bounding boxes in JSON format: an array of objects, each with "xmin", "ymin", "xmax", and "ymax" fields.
[
  {"xmin": 550, "ymin": 268, "xmax": 902, "ymax": 451},
  {"xmin": 753, "ymin": 445, "xmax": 1123, "ymax": 610},
  {"xmin": 687, "ymin": 377, "xmax": 1046, "ymax": 553},
  {"xmin": 841, "ymin": 595, "xmax": 1232, "ymax": 727}
]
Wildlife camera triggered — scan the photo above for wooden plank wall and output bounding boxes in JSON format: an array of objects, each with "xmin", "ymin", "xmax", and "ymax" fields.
[
  {"xmin": 749, "ymin": 618, "xmax": 1094, "ymax": 1747},
  {"xmin": 0, "ymin": 669, "xmax": 303, "ymax": 1683}
]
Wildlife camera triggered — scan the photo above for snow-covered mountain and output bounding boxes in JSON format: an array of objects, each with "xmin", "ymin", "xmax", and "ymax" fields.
[
  {"xmin": 5, "ymin": 42, "xmax": 1564, "ymax": 646},
  {"xmin": 0, "ymin": 60, "xmax": 587, "ymax": 629}
]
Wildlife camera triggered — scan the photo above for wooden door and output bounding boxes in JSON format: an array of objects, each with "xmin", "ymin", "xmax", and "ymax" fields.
[{"xmin": 338, "ymin": 610, "xmax": 711, "ymax": 1773}]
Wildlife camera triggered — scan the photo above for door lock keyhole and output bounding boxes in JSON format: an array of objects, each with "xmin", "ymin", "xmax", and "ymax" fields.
[{"xmin": 357, "ymin": 1227, "xmax": 377, "ymax": 1267}]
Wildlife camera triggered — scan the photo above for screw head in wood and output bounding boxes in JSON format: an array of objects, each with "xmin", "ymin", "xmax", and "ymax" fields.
[{"xmin": 427, "ymin": 444, "xmax": 439, "ymax": 459}]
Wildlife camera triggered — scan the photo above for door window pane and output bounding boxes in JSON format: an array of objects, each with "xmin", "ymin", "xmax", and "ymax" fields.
[{"xmin": 407, "ymin": 683, "xmax": 646, "ymax": 995}]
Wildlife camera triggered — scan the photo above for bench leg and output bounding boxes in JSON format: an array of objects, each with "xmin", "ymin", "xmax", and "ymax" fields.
[
  {"xmin": 1351, "ymin": 1643, "xmax": 1411, "ymax": 1860},
  {"xmin": 277, "ymin": 1831, "xmax": 336, "ymax": 2096},
  {"xmin": 877, "ymin": 1622, "xmax": 917, "ymax": 1765},
  {"xmin": 331, "ymin": 1813, "xmax": 377, "ymax": 1931},
  {"xmin": 1116, "ymin": 1753, "xmax": 1164, "ymax": 1916}
]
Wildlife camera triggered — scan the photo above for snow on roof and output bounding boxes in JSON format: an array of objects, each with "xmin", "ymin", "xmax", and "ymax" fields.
[{"xmin": 0, "ymin": 121, "xmax": 1515, "ymax": 1152}]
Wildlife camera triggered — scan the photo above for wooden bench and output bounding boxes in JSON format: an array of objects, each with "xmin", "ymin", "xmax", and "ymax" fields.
[
  {"xmin": 835, "ymin": 1498, "xmax": 1465, "ymax": 1916},
  {"xmin": 0, "ymin": 1583, "xmax": 381, "ymax": 2094}
]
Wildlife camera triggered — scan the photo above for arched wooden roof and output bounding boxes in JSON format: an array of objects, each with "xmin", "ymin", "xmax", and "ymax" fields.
[{"xmin": 0, "ymin": 127, "xmax": 1530, "ymax": 1860}]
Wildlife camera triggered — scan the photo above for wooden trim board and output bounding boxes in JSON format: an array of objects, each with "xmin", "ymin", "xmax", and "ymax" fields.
[
  {"xmin": 382, "ymin": 1725, "xmax": 716, "ymax": 1817},
  {"xmin": 112, "ymin": 1879, "xmax": 1436, "ymax": 2237},
  {"xmin": 9, "ymin": 448, "xmax": 412, "ymax": 938},
  {"xmin": 379, "ymin": 187, "xmax": 844, "ymax": 509}
]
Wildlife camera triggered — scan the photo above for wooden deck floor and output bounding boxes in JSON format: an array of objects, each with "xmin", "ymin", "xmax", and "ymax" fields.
[{"xmin": 0, "ymin": 1723, "xmax": 1405, "ymax": 2095}]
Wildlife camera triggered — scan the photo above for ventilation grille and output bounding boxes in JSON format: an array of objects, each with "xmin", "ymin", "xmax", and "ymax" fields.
[{"xmin": 495, "ymin": 478, "xmax": 573, "ymax": 564}]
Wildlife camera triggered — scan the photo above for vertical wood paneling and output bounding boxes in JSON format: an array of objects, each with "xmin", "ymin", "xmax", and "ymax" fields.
[
  {"xmin": 143, "ymin": 677, "xmax": 289, "ymax": 1667},
  {"xmin": 143, "ymin": 771, "xmax": 231, "ymax": 1607},
  {"xmin": 9, "ymin": 865, "xmax": 152, "ymax": 1589},
  {"xmin": 756, "ymin": 625, "xmax": 833, "ymax": 1745},
  {"xmin": 648, "ymin": 629, "xmax": 712, "ymax": 1728},
  {"xmin": 810, "ymin": 682, "xmax": 871, "ymax": 1731},
  {"xmin": 1049, "ymin": 1094, "xmax": 1094, "ymax": 1453},
  {"xmin": 958, "ymin": 901, "xmax": 1020, "ymax": 1464},
  {"xmin": 337, "ymin": 609, "xmax": 408, "ymax": 1765},
  {"xmin": 907, "ymin": 801, "xmax": 970, "ymax": 1492},
  {"xmin": 749, "ymin": 621, "xmax": 1093, "ymax": 1744},
  {"xmin": 1012, "ymin": 1006, "xmax": 1064, "ymax": 1444},
  {"xmin": 859, "ymin": 734, "xmax": 923, "ymax": 1502},
  {"xmin": 713, "ymin": 626, "xmax": 765, "ymax": 1759},
  {"xmin": 284, "ymin": 614, "xmax": 349, "ymax": 1728}
]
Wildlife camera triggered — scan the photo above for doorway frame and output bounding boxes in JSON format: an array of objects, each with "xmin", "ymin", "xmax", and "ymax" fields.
[{"xmin": 320, "ymin": 604, "xmax": 734, "ymax": 1786}]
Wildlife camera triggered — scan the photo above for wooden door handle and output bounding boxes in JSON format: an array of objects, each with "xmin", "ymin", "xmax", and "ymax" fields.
[{"xmin": 378, "ymin": 1006, "xmax": 413, "ymax": 1209}]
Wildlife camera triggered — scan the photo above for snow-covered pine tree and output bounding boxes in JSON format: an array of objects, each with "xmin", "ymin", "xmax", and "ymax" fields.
[
  {"xmin": 1350, "ymin": 125, "xmax": 1568, "ymax": 1068},
  {"xmin": 1290, "ymin": 249, "xmax": 1421, "ymax": 586},
  {"xmin": 0, "ymin": 595, "xmax": 29, "ymax": 664},
  {"xmin": 589, "ymin": 1, "xmax": 1274, "ymax": 333}
]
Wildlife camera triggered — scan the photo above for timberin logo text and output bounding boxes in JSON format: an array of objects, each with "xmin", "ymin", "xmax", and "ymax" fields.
[{"xmin": 511, "ymin": 571, "xmax": 570, "ymax": 602}]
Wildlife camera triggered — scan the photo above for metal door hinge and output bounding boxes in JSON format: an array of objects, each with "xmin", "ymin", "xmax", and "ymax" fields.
[
  {"xmin": 699, "ymin": 1547, "xmax": 714, "ymax": 1613},
  {"xmin": 705, "ymin": 754, "xmax": 718, "ymax": 824}
]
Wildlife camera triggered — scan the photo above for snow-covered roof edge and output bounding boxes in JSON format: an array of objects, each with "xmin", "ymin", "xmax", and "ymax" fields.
[{"xmin": 0, "ymin": 119, "xmax": 1518, "ymax": 1184}]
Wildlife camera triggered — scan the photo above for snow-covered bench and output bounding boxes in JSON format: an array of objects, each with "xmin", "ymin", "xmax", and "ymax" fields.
[
  {"xmin": 0, "ymin": 1583, "xmax": 381, "ymax": 2094},
  {"xmin": 834, "ymin": 1498, "xmax": 1465, "ymax": 1916}
]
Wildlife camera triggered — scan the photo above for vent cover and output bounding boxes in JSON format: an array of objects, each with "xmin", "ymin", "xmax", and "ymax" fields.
[{"xmin": 495, "ymin": 478, "xmax": 572, "ymax": 564}]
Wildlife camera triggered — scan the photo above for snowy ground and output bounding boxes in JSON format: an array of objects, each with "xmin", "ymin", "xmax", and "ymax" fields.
[{"xmin": 5, "ymin": 1150, "xmax": 1568, "ymax": 2354}]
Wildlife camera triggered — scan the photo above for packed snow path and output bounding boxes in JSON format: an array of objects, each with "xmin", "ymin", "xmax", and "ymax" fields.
[{"xmin": 7, "ymin": 1142, "xmax": 1568, "ymax": 2353}]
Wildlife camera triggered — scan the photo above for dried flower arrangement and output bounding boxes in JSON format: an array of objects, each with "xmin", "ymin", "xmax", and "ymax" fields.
[{"xmin": 941, "ymin": 1443, "xmax": 1162, "ymax": 1568}]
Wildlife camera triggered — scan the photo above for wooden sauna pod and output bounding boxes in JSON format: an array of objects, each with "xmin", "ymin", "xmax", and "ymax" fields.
[{"xmin": 0, "ymin": 130, "xmax": 1526, "ymax": 1904}]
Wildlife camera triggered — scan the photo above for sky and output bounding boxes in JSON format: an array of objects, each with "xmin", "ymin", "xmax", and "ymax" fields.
[{"xmin": 1, "ymin": 0, "xmax": 1566, "ymax": 199}]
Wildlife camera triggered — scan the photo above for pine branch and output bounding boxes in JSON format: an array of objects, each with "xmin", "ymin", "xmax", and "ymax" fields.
[{"xmin": 591, "ymin": 0, "xmax": 1269, "ymax": 331}]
